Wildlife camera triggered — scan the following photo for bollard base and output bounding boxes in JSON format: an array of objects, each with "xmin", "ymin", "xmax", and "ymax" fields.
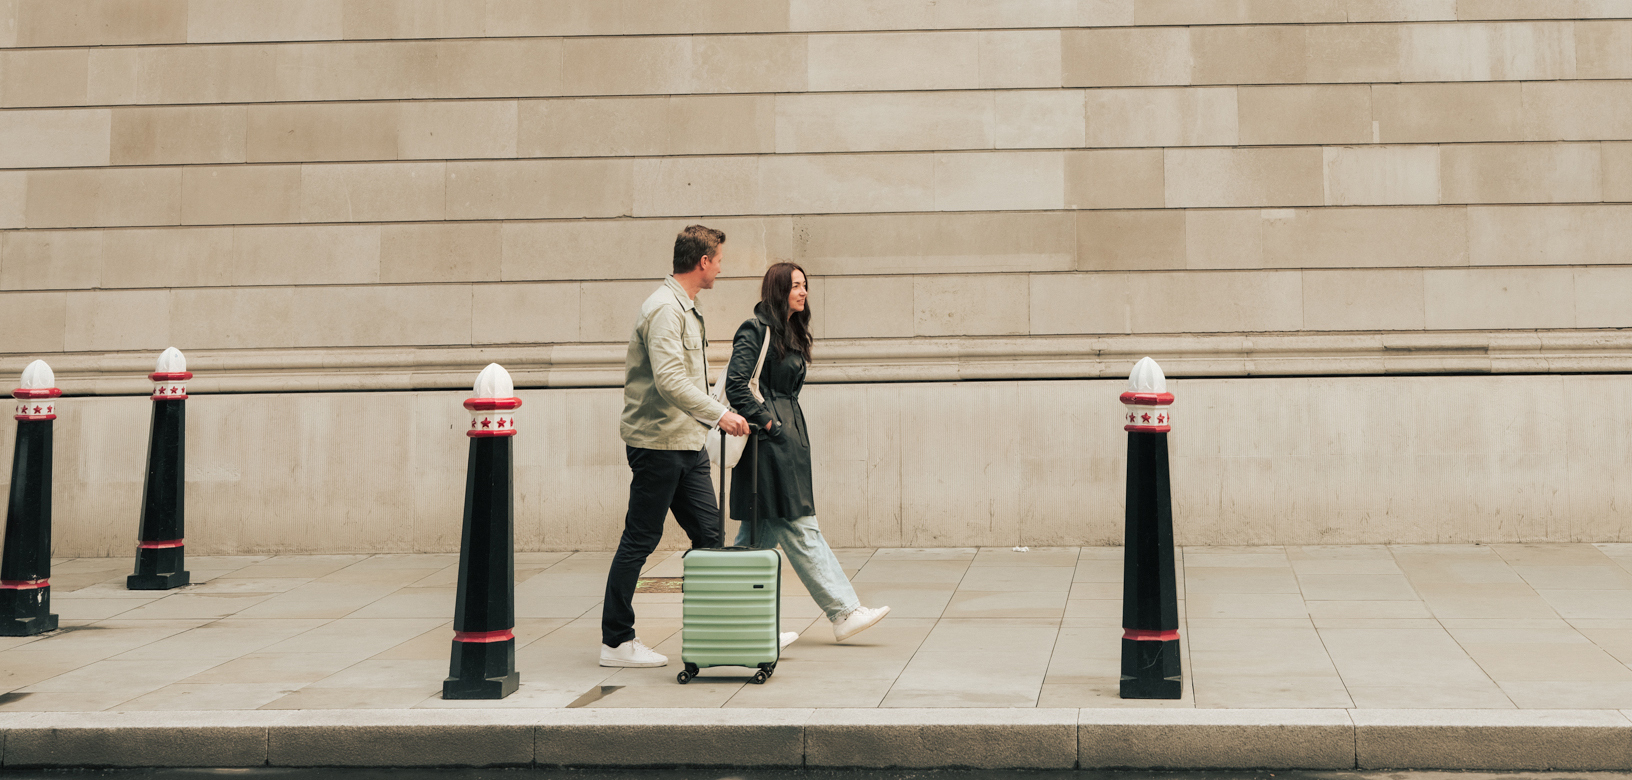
[
  {"xmin": 442, "ymin": 672, "xmax": 519, "ymax": 700},
  {"xmin": 127, "ymin": 570, "xmax": 190, "ymax": 590},
  {"xmin": 443, "ymin": 637, "xmax": 519, "ymax": 700},
  {"xmin": 0, "ymin": 613, "xmax": 57, "ymax": 637},
  {"xmin": 0, "ymin": 589, "xmax": 57, "ymax": 637},
  {"xmin": 128, "ymin": 547, "xmax": 190, "ymax": 590},
  {"xmin": 1119, "ymin": 637, "xmax": 1182, "ymax": 699}
]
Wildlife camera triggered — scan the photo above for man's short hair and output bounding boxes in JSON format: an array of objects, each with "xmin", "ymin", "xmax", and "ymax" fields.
[{"xmin": 673, "ymin": 225, "xmax": 726, "ymax": 274}]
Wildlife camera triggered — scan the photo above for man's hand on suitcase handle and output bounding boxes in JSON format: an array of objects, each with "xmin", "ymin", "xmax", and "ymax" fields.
[{"xmin": 719, "ymin": 411, "xmax": 750, "ymax": 436}]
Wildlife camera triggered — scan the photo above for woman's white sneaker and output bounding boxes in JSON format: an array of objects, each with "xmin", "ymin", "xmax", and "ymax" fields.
[
  {"xmin": 833, "ymin": 605, "xmax": 890, "ymax": 642},
  {"xmin": 600, "ymin": 638, "xmax": 668, "ymax": 667},
  {"xmin": 779, "ymin": 631, "xmax": 799, "ymax": 648}
]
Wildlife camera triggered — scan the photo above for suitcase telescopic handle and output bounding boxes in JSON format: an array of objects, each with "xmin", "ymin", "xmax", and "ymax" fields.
[
  {"xmin": 748, "ymin": 432, "xmax": 760, "ymax": 549},
  {"xmin": 717, "ymin": 428, "xmax": 762, "ymax": 549},
  {"xmin": 718, "ymin": 427, "xmax": 728, "ymax": 529}
]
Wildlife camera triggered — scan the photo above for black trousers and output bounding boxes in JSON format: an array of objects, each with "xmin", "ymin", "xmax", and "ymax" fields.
[{"xmin": 602, "ymin": 445, "xmax": 723, "ymax": 648}]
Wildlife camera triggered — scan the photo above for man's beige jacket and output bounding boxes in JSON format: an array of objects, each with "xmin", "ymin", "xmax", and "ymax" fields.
[{"xmin": 620, "ymin": 276, "xmax": 728, "ymax": 451}]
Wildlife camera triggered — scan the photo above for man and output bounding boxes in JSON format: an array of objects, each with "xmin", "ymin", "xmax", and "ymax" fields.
[{"xmin": 601, "ymin": 225, "xmax": 752, "ymax": 667}]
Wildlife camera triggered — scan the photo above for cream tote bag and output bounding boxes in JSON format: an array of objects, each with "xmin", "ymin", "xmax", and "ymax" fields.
[{"xmin": 704, "ymin": 322, "xmax": 770, "ymax": 470}]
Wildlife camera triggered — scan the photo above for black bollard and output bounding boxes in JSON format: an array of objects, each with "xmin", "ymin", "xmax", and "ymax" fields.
[
  {"xmin": 444, "ymin": 363, "xmax": 521, "ymax": 700},
  {"xmin": 1120, "ymin": 357, "xmax": 1181, "ymax": 699},
  {"xmin": 129, "ymin": 347, "xmax": 191, "ymax": 590},
  {"xmin": 1, "ymin": 360, "xmax": 60, "ymax": 637}
]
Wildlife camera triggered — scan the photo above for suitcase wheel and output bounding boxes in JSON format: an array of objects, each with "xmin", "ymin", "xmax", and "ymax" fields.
[
  {"xmin": 750, "ymin": 670, "xmax": 769, "ymax": 684},
  {"xmin": 677, "ymin": 662, "xmax": 700, "ymax": 685}
]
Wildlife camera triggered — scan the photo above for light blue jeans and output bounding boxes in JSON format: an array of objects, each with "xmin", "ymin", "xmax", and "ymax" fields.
[{"xmin": 734, "ymin": 515, "xmax": 860, "ymax": 622}]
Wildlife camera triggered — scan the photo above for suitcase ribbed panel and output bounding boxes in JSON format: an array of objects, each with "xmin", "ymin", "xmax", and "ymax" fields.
[{"xmin": 681, "ymin": 548, "xmax": 780, "ymax": 669}]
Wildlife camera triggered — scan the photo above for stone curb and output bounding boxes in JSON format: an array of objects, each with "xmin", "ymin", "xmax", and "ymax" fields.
[
  {"xmin": 806, "ymin": 708, "xmax": 1078, "ymax": 769},
  {"xmin": 1080, "ymin": 708, "xmax": 1355, "ymax": 769},
  {"xmin": 533, "ymin": 708, "xmax": 812, "ymax": 768},
  {"xmin": 1352, "ymin": 709, "xmax": 1632, "ymax": 771},
  {"xmin": 2, "ymin": 709, "xmax": 1631, "ymax": 769}
]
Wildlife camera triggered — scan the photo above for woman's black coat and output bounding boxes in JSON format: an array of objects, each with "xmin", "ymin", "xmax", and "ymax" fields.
[{"xmin": 725, "ymin": 309, "xmax": 814, "ymax": 523}]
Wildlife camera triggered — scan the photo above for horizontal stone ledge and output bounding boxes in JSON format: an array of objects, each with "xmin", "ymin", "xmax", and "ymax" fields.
[
  {"xmin": 266, "ymin": 710, "xmax": 542, "ymax": 767},
  {"xmin": 3, "ymin": 709, "xmax": 1632, "ymax": 769},
  {"xmin": 0, "ymin": 22, "xmax": 1614, "ymax": 112},
  {"xmin": 3, "ymin": 330, "xmax": 1631, "ymax": 396},
  {"xmin": 13, "ymin": 14, "xmax": 1599, "ymax": 51},
  {"xmin": 806, "ymin": 708, "xmax": 1079, "ymax": 769},
  {"xmin": 28, "ymin": 86, "xmax": 1632, "ymax": 167},
  {"xmin": 11, "ymin": 147, "xmax": 1632, "ymax": 230},
  {"xmin": 13, "ymin": 8, "xmax": 1631, "ymax": 51},
  {"xmin": 532, "ymin": 708, "xmax": 811, "ymax": 767},
  {"xmin": 0, "ymin": 711, "xmax": 294, "ymax": 767},
  {"xmin": 1080, "ymin": 709, "xmax": 1356, "ymax": 769},
  {"xmin": 1353, "ymin": 709, "xmax": 1632, "ymax": 771}
]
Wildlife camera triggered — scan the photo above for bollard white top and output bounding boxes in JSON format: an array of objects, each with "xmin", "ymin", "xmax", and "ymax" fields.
[
  {"xmin": 155, "ymin": 347, "xmax": 186, "ymax": 374},
  {"xmin": 466, "ymin": 363, "xmax": 520, "ymax": 437},
  {"xmin": 150, "ymin": 347, "xmax": 191, "ymax": 400},
  {"xmin": 473, "ymin": 363, "xmax": 514, "ymax": 399},
  {"xmin": 1127, "ymin": 357, "xmax": 1167, "ymax": 393},
  {"xmin": 20, "ymin": 359, "xmax": 54, "ymax": 390},
  {"xmin": 1122, "ymin": 357, "xmax": 1171, "ymax": 433},
  {"xmin": 15, "ymin": 359, "xmax": 59, "ymax": 419}
]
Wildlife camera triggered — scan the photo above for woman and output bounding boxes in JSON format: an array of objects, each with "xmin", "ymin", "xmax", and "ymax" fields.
[{"xmin": 725, "ymin": 262, "xmax": 889, "ymax": 643}]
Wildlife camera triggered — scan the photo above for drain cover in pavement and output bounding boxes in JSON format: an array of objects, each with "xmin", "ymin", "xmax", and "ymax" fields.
[
  {"xmin": 566, "ymin": 685, "xmax": 624, "ymax": 708},
  {"xmin": 635, "ymin": 577, "xmax": 681, "ymax": 593}
]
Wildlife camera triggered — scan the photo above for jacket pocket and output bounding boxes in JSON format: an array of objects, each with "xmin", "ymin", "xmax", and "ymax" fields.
[{"xmin": 682, "ymin": 334, "xmax": 703, "ymax": 351}]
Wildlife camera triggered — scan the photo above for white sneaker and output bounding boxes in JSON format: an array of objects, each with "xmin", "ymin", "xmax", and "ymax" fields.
[
  {"xmin": 779, "ymin": 631, "xmax": 799, "ymax": 649},
  {"xmin": 600, "ymin": 638, "xmax": 668, "ymax": 667},
  {"xmin": 833, "ymin": 605, "xmax": 890, "ymax": 642}
]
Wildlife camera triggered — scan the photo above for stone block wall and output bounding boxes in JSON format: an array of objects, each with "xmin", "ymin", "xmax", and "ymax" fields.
[{"xmin": 0, "ymin": 1, "xmax": 1629, "ymax": 551}]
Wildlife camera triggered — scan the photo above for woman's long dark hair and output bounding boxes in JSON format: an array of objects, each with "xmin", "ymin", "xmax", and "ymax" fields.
[{"xmin": 758, "ymin": 261, "xmax": 813, "ymax": 361}]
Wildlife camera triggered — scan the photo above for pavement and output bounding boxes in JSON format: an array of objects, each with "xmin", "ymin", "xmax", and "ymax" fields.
[{"xmin": 3, "ymin": 543, "xmax": 1632, "ymax": 770}]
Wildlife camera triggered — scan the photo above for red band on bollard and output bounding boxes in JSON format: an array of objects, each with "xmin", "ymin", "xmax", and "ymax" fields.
[
  {"xmin": 1121, "ymin": 391, "xmax": 1174, "ymax": 433},
  {"xmin": 465, "ymin": 397, "xmax": 522, "ymax": 438},
  {"xmin": 137, "ymin": 539, "xmax": 184, "ymax": 549},
  {"xmin": 0, "ymin": 579, "xmax": 48, "ymax": 590},
  {"xmin": 1123, "ymin": 628, "xmax": 1179, "ymax": 641},
  {"xmin": 150, "ymin": 371, "xmax": 192, "ymax": 401},
  {"xmin": 13, "ymin": 387, "xmax": 61, "ymax": 421},
  {"xmin": 454, "ymin": 629, "xmax": 514, "ymax": 643}
]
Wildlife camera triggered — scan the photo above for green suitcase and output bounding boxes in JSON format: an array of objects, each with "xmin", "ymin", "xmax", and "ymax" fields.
[{"xmin": 677, "ymin": 434, "xmax": 781, "ymax": 684}]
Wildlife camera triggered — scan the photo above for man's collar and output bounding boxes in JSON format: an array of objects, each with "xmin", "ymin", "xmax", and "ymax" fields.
[{"xmin": 664, "ymin": 276, "xmax": 697, "ymax": 311}]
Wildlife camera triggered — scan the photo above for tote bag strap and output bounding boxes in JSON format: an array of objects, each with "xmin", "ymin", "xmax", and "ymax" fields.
[
  {"xmin": 706, "ymin": 347, "xmax": 725, "ymax": 403},
  {"xmin": 748, "ymin": 320, "xmax": 771, "ymax": 403},
  {"xmin": 708, "ymin": 320, "xmax": 771, "ymax": 411}
]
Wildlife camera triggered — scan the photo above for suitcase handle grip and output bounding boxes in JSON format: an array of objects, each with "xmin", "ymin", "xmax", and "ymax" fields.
[{"xmin": 717, "ymin": 429, "xmax": 762, "ymax": 549}]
